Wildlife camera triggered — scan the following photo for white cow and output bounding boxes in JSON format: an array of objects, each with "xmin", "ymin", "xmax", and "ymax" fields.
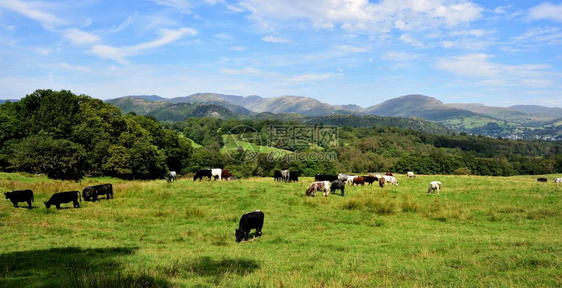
[
  {"xmin": 375, "ymin": 174, "xmax": 382, "ymax": 180},
  {"xmin": 427, "ymin": 181, "xmax": 442, "ymax": 195},
  {"xmin": 281, "ymin": 170, "xmax": 290, "ymax": 182},
  {"xmin": 167, "ymin": 171, "xmax": 177, "ymax": 183},
  {"xmin": 211, "ymin": 168, "xmax": 222, "ymax": 181},
  {"xmin": 554, "ymin": 178, "xmax": 562, "ymax": 183},
  {"xmin": 346, "ymin": 176, "xmax": 357, "ymax": 185},
  {"xmin": 383, "ymin": 176, "xmax": 398, "ymax": 186},
  {"xmin": 407, "ymin": 171, "xmax": 415, "ymax": 179}
]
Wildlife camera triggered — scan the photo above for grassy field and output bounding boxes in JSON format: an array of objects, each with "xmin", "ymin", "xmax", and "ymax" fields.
[{"xmin": 1, "ymin": 172, "xmax": 561, "ymax": 287}]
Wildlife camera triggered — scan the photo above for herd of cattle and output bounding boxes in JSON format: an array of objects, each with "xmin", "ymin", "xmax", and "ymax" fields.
[
  {"xmin": 4, "ymin": 172, "xmax": 561, "ymax": 243},
  {"xmin": 4, "ymin": 184, "xmax": 113, "ymax": 209}
]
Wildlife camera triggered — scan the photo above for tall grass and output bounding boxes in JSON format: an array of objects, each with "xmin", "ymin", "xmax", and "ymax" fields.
[{"xmin": 1, "ymin": 172, "xmax": 561, "ymax": 287}]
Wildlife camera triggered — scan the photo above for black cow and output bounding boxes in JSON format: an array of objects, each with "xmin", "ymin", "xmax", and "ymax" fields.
[
  {"xmin": 363, "ymin": 175, "xmax": 378, "ymax": 185},
  {"xmin": 537, "ymin": 178, "xmax": 548, "ymax": 183},
  {"xmin": 45, "ymin": 191, "xmax": 81, "ymax": 209},
  {"xmin": 315, "ymin": 174, "xmax": 338, "ymax": 182},
  {"xmin": 4, "ymin": 189, "xmax": 34, "ymax": 208},
  {"xmin": 235, "ymin": 210, "xmax": 264, "ymax": 243},
  {"xmin": 330, "ymin": 180, "xmax": 345, "ymax": 196},
  {"xmin": 288, "ymin": 172, "xmax": 299, "ymax": 182},
  {"xmin": 273, "ymin": 170, "xmax": 282, "ymax": 181},
  {"xmin": 193, "ymin": 169, "xmax": 212, "ymax": 181},
  {"xmin": 82, "ymin": 184, "xmax": 113, "ymax": 202}
]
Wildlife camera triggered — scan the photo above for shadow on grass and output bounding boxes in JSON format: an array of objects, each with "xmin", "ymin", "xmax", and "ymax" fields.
[
  {"xmin": 0, "ymin": 246, "xmax": 169, "ymax": 288},
  {"xmin": 188, "ymin": 256, "xmax": 260, "ymax": 281}
]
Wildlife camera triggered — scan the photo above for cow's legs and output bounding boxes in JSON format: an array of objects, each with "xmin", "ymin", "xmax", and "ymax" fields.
[
  {"xmin": 27, "ymin": 200, "xmax": 32, "ymax": 208},
  {"xmin": 56, "ymin": 204, "xmax": 60, "ymax": 209}
]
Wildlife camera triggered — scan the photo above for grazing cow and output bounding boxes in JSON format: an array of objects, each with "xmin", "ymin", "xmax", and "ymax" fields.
[
  {"xmin": 427, "ymin": 181, "xmax": 442, "ymax": 195},
  {"xmin": 379, "ymin": 177, "xmax": 386, "ymax": 188},
  {"xmin": 82, "ymin": 184, "xmax": 113, "ymax": 202},
  {"xmin": 315, "ymin": 174, "xmax": 338, "ymax": 182},
  {"xmin": 554, "ymin": 178, "xmax": 562, "ymax": 183},
  {"xmin": 227, "ymin": 176, "xmax": 238, "ymax": 181},
  {"xmin": 407, "ymin": 171, "xmax": 416, "ymax": 179},
  {"xmin": 288, "ymin": 172, "xmax": 299, "ymax": 182},
  {"xmin": 4, "ymin": 190, "xmax": 34, "ymax": 208},
  {"xmin": 211, "ymin": 168, "xmax": 222, "ymax": 181},
  {"xmin": 221, "ymin": 169, "xmax": 232, "ymax": 180},
  {"xmin": 44, "ymin": 191, "xmax": 81, "ymax": 209},
  {"xmin": 386, "ymin": 172, "xmax": 393, "ymax": 176},
  {"xmin": 383, "ymin": 176, "xmax": 399, "ymax": 186},
  {"xmin": 281, "ymin": 170, "xmax": 290, "ymax": 182},
  {"xmin": 167, "ymin": 171, "xmax": 177, "ymax": 183},
  {"xmin": 338, "ymin": 173, "xmax": 349, "ymax": 182},
  {"xmin": 306, "ymin": 181, "xmax": 331, "ymax": 197},
  {"xmin": 353, "ymin": 176, "xmax": 365, "ymax": 186},
  {"xmin": 363, "ymin": 175, "xmax": 378, "ymax": 185},
  {"xmin": 273, "ymin": 170, "xmax": 282, "ymax": 181},
  {"xmin": 330, "ymin": 180, "xmax": 345, "ymax": 196},
  {"xmin": 537, "ymin": 178, "xmax": 547, "ymax": 183},
  {"xmin": 235, "ymin": 210, "xmax": 264, "ymax": 242},
  {"xmin": 193, "ymin": 169, "xmax": 212, "ymax": 181}
]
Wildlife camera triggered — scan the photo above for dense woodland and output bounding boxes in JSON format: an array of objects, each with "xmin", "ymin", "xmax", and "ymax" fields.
[{"xmin": 1, "ymin": 90, "xmax": 561, "ymax": 180}]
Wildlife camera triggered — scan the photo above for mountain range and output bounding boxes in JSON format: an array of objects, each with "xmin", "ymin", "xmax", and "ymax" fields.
[{"xmin": 106, "ymin": 93, "xmax": 562, "ymax": 140}]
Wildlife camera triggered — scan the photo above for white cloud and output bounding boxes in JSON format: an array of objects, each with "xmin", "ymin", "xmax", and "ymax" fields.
[
  {"xmin": 0, "ymin": 0, "xmax": 65, "ymax": 29},
  {"xmin": 382, "ymin": 51, "xmax": 420, "ymax": 61},
  {"xmin": 58, "ymin": 62, "xmax": 91, "ymax": 73},
  {"xmin": 513, "ymin": 27, "xmax": 562, "ymax": 45},
  {"xmin": 435, "ymin": 54, "xmax": 551, "ymax": 80},
  {"xmin": 529, "ymin": 2, "xmax": 562, "ymax": 22},
  {"xmin": 90, "ymin": 27, "xmax": 197, "ymax": 64},
  {"xmin": 239, "ymin": 0, "xmax": 483, "ymax": 33},
  {"xmin": 284, "ymin": 73, "xmax": 333, "ymax": 82},
  {"xmin": 230, "ymin": 46, "xmax": 247, "ymax": 51},
  {"xmin": 220, "ymin": 67, "xmax": 265, "ymax": 75},
  {"xmin": 450, "ymin": 29, "xmax": 492, "ymax": 37},
  {"xmin": 215, "ymin": 33, "xmax": 233, "ymax": 40},
  {"xmin": 108, "ymin": 15, "xmax": 134, "ymax": 33},
  {"xmin": 153, "ymin": 0, "xmax": 192, "ymax": 14},
  {"xmin": 335, "ymin": 45, "xmax": 370, "ymax": 53},
  {"xmin": 261, "ymin": 35, "xmax": 290, "ymax": 43},
  {"xmin": 64, "ymin": 29, "xmax": 100, "ymax": 46},
  {"xmin": 399, "ymin": 34, "xmax": 424, "ymax": 47}
]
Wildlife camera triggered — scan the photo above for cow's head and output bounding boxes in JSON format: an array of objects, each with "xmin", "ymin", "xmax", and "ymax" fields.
[
  {"xmin": 4, "ymin": 192, "xmax": 10, "ymax": 199},
  {"xmin": 235, "ymin": 229, "xmax": 243, "ymax": 243},
  {"xmin": 44, "ymin": 201, "xmax": 51, "ymax": 208}
]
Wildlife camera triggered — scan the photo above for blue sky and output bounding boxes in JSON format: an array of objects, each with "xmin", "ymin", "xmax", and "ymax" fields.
[{"xmin": 1, "ymin": 0, "xmax": 561, "ymax": 107}]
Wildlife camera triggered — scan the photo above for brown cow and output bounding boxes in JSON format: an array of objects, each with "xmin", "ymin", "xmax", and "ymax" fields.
[
  {"xmin": 379, "ymin": 177, "xmax": 386, "ymax": 188},
  {"xmin": 306, "ymin": 181, "xmax": 330, "ymax": 197},
  {"xmin": 353, "ymin": 176, "xmax": 365, "ymax": 186}
]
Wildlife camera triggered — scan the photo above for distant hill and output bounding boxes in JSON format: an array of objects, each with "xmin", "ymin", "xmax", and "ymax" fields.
[
  {"xmin": 106, "ymin": 97, "xmax": 170, "ymax": 115},
  {"xmin": 0, "ymin": 99, "xmax": 19, "ymax": 104},
  {"xmin": 170, "ymin": 93, "xmax": 254, "ymax": 115},
  {"xmin": 113, "ymin": 95, "xmax": 168, "ymax": 102},
  {"xmin": 106, "ymin": 97, "xmax": 236, "ymax": 120},
  {"xmin": 147, "ymin": 103, "xmax": 236, "ymax": 121},
  {"xmin": 510, "ymin": 105, "xmax": 562, "ymax": 119},
  {"xmin": 447, "ymin": 103, "xmax": 555, "ymax": 126},
  {"xmin": 103, "ymin": 93, "xmax": 561, "ymax": 140}
]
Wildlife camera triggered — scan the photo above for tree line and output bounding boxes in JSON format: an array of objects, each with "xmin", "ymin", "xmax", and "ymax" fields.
[{"xmin": 1, "ymin": 90, "xmax": 561, "ymax": 180}]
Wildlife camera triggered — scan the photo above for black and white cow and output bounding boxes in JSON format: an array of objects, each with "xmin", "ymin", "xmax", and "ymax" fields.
[
  {"xmin": 281, "ymin": 170, "xmax": 290, "ymax": 182},
  {"xmin": 4, "ymin": 189, "xmax": 34, "ymax": 208},
  {"xmin": 82, "ymin": 184, "xmax": 113, "ymax": 202},
  {"xmin": 167, "ymin": 171, "xmax": 177, "ymax": 183},
  {"xmin": 193, "ymin": 169, "xmax": 212, "ymax": 181},
  {"xmin": 44, "ymin": 191, "xmax": 81, "ymax": 209},
  {"xmin": 235, "ymin": 210, "xmax": 264, "ymax": 242}
]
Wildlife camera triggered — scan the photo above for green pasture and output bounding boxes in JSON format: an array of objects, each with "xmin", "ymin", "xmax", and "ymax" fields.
[{"xmin": 1, "ymin": 172, "xmax": 561, "ymax": 287}]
